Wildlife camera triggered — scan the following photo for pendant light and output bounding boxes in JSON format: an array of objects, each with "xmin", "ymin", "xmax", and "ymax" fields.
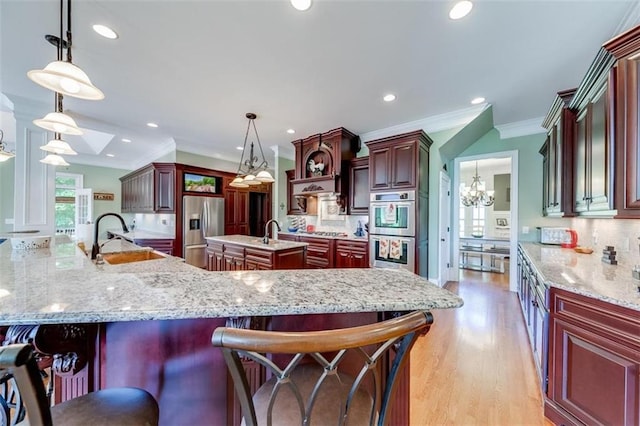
[
  {"xmin": 40, "ymin": 153, "xmax": 70, "ymax": 167},
  {"xmin": 34, "ymin": 92, "xmax": 82, "ymax": 135},
  {"xmin": 0, "ymin": 130, "xmax": 15, "ymax": 162},
  {"xmin": 28, "ymin": 0, "xmax": 104, "ymax": 100},
  {"xmin": 229, "ymin": 113, "xmax": 275, "ymax": 188}
]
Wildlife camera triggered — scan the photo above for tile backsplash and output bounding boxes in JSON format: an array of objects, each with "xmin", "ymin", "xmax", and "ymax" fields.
[{"xmin": 567, "ymin": 218, "xmax": 640, "ymax": 267}]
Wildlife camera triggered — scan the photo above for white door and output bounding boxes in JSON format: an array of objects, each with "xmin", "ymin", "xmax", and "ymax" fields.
[
  {"xmin": 75, "ymin": 188, "xmax": 93, "ymax": 227},
  {"xmin": 438, "ymin": 171, "xmax": 451, "ymax": 287}
]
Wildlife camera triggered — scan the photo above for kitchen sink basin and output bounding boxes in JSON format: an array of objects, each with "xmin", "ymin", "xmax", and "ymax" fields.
[{"xmin": 102, "ymin": 250, "xmax": 165, "ymax": 264}]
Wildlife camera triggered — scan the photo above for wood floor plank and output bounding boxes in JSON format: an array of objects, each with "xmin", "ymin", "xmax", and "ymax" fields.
[{"xmin": 410, "ymin": 270, "xmax": 550, "ymax": 425}]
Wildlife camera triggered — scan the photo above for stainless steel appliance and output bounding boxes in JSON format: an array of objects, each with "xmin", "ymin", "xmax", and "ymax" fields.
[
  {"xmin": 183, "ymin": 195, "xmax": 224, "ymax": 268},
  {"xmin": 369, "ymin": 190, "xmax": 416, "ymax": 272},
  {"xmin": 369, "ymin": 235, "xmax": 415, "ymax": 271},
  {"xmin": 369, "ymin": 191, "xmax": 416, "ymax": 237}
]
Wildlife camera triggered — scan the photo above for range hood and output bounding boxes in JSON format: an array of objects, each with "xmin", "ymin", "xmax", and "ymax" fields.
[{"xmin": 290, "ymin": 127, "xmax": 360, "ymax": 210}]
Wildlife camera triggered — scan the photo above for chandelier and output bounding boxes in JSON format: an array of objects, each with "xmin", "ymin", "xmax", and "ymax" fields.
[
  {"xmin": 229, "ymin": 113, "xmax": 275, "ymax": 188},
  {"xmin": 460, "ymin": 162, "xmax": 494, "ymax": 207}
]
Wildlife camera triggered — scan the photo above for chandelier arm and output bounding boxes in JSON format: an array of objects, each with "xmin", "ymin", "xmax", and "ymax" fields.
[{"xmin": 251, "ymin": 119, "xmax": 269, "ymax": 170}]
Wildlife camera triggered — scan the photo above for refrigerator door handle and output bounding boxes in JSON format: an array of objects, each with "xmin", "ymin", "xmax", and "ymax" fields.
[{"xmin": 202, "ymin": 202, "xmax": 208, "ymax": 239}]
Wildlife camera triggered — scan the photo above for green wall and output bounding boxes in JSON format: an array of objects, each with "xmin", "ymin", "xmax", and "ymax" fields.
[
  {"xmin": 0, "ymin": 159, "xmax": 15, "ymax": 233},
  {"xmin": 458, "ymin": 129, "xmax": 562, "ymax": 241}
]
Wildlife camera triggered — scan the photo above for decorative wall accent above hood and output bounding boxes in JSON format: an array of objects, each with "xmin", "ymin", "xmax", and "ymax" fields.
[{"xmin": 290, "ymin": 127, "xmax": 360, "ymax": 210}]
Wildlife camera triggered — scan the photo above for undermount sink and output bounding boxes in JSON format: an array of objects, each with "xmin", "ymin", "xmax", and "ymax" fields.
[{"xmin": 101, "ymin": 250, "xmax": 165, "ymax": 265}]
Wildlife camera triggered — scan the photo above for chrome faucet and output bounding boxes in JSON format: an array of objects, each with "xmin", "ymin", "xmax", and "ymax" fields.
[
  {"xmin": 91, "ymin": 213, "xmax": 129, "ymax": 259},
  {"xmin": 262, "ymin": 219, "xmax": 281, "ymax": 244}
]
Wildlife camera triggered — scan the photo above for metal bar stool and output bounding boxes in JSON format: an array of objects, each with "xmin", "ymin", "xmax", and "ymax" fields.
[
  {"xmin": 213, "ymin": 310, "xmax": 432, "ymax": 426},
  {"xmin": 0, "ymin": 344, "xmax": 159, "ymax": 426}
]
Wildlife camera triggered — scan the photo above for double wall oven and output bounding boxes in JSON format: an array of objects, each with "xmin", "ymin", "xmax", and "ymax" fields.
[{"xmin": 369, "ymin": 191, "xmax": 416, "ymax": 272}]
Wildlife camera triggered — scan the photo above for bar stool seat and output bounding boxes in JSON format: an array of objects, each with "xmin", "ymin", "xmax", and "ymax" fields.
[{"xmin": 0, "ymin": 344, "xmax": 159, "ymax": 426}]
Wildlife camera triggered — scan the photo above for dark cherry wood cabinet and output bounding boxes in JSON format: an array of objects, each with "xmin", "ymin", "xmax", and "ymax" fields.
[
  {"xmin": 569, "ymin": 49, "xmax": 616, "ymax": 215},
  {"xmin": 545, "ymin": 288, "xmax": 639, "ymax": 426},
  {"xmin": 298, "ymin": 236, "xmax": 335, "ymax": 269},
  {"xmin": 285, "ymin": 169, "xmax": 305, "ymax": 215},
  {"xmin": 335, "ymin": 239, "xmax": 369, "ymax": 268},
  {"xmin": 278, "ymin": 234, "xmax": 370, "ymax": 269},
  {"xmin": 540, "ymin": 89, "xmax": 576, "ymax": 217},
  {"xmin": 205, "ymin": 240, "xmax": 305, "ymax": 271},
  {"xmin": 367, "ymin": 136, "xmax": 420, "ymax": 191},
  {"xmin": 133, "ymin": 238, "xmax": 175, "ymax": 256},
  {"xmin": 120, "ymin": 163, "xmax": 176, "ymax": 214},
  {"xmin": 349, "ymin": 157, "xmax": 369, "ymax": 214},
  {"xmin": 223, "ymin": 178, "xmax": 271, "ymax": 236},
  {"xmin": 605, "ymin": 25, "xmax": 640, "ymax": 218}
]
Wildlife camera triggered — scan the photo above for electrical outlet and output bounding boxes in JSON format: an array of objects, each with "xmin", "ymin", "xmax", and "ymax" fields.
[
  {"xmin": 622, "ymin": 237, "xmax": 630, "ymax": 252},
  {"xmin": 522, "ymin": 226, "xmax": 529, "ymax": 234}
]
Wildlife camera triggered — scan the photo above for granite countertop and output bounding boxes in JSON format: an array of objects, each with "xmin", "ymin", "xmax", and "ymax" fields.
[
  {"xmin": 278, "ymin": 231, "xmax": 369, "ymax": 242},
  {"xmin": 0, "ymin": 240, "xmax": 462, "ymax": 325},
  {"xmin": 107, "ymin": 229, "xmax": 175, "ymax": 240},
  {"xmin": 519, "ymin": 242, "xmax": 640, "ymax": 311},
  {"xmin": 205, "ymin": 235, "xmax": 308, "ymax": 251}
]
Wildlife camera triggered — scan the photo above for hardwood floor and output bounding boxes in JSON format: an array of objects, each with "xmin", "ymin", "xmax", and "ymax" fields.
[{"xmin": 410, "ymin": 270, "xmax": 550, "ymax": 425}]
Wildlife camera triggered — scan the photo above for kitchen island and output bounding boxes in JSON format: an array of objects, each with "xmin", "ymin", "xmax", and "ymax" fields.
[
  {"xmin": 0, "ymin": 239, "xmax": 462, "ymax": 425},
  {"xmin": 205, "ymin": 234, "xmax": 308, "ymax": 271}
]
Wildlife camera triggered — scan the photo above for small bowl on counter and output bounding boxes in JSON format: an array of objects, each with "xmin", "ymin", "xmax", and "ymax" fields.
[{"xmin": 10, "ymin": 235, "xmax": 51, "ymax": 250}]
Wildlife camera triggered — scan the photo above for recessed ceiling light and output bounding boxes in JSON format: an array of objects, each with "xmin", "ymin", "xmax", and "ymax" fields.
[
  {"xmin": 290, "ymin": 0, "xmax": 312, "ymax": 11},
  {"xmin": 471, "ymin": 97, "xmax": 485, "ymax": 104},
  {"xmin": 383, "ymin": 94, "xmax": 396, "ymax": 102},
  {"xmin": 449, "ymin": 1, "xmax": 473, "ymax": 20},
  {"xmin": 92, "ymin": 24, "xmax": 118, "ymax": 39},
  {"xmin": 106, "ymin": 153, "xmax": 115, "ymax": 157},
  {"xmin": 237, "ymin": 146, "xmax": 244, "ymax": 150},
  {"xmin": 147, "ymin": 122, "xmax": 158, "ymax": 128},
  {"xmin": 121, "ymin": 138, "xmax": 131, "ymax": 143},
  {"xmin": 286, "ymin": 129, "xmax": 295, "ymax": 134}
]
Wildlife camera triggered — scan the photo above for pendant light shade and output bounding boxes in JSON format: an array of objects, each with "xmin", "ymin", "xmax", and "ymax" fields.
[
  {"xmin": 33, "ymin": 111, "xmax": 82, "ymax": 135},
  {"xmin": 40, "ymin": 153, "xmax": 70, "ymax": 166},
  {"xmin": 255, "ymin": 170, "xmax": 275, "ymax": 183},
  {"xmin": 28, "ymin": 60, "xmax": 104, "ymax": 100},
  {"xmin": 40, "ymin": 138, "xmax": 78, "ymax": 155}
]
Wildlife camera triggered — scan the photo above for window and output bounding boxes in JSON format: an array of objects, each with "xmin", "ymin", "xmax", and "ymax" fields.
[{"xmin": 55, "ymin": 173, "xmax": 83, "ymax": 235}]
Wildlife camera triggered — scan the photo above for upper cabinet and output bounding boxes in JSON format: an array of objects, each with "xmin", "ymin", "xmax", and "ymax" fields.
[
  {"xmin": 349, "ymin": 157, "xmax": 369, "ymax": 214},
  {"xmin": 290, "ymin": 127, "xmax": 360, "ymax": 212},
  {"xmin": 121, "ymin": 163, "xmax": 176, "ymax": 213},
  {"xmin": 540, "ymin": 89, "xmax": 577, "ymax": 217},
  {"xmin": 366, "ymin": 130, "xmax": 431, "ymax": 191},
  {"xmin": 605, "ymin": 25, "xmax": 640, "ymax": 218},
  {"xmin": 569, "ymin": 49, "xmax": 616, "ymax": 215}
]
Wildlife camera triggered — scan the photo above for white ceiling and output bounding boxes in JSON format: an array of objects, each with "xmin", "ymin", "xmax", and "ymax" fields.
[{"xmin": 1, "ymin": 0, "xmax": 638, "ymax": 171}]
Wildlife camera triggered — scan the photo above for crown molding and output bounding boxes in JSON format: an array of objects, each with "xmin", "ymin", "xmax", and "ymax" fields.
[
  {"xmin": 495, "ymin": 117, "xmax": 546, "ymax": 139},
  {"xmin": 612, "ymin": 1, "xmax": 640, "ymax": 37},
  {"xmin": 359, "ymin": 104, "xmax": 488, "ymax": 143}
]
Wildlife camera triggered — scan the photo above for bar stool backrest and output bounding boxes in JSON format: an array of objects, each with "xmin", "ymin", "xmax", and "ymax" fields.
[{"xmin": 212, "ymin": 310, "xmax": 432, "ymax": 426}]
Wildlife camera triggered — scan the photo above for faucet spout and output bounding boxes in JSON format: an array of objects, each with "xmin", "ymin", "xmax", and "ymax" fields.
[
  {"xmin": 262, "ymin": 219, "xmax": 281, "ymax": 244},
  {"xmin": 91, "ymin": 213, "xmax": 129, "ymax": 259}
]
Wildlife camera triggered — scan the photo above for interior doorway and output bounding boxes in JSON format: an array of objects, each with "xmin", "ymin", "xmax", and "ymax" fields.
[
  {"xmin": 453, "ymin": 151, "xmax": 519, "ymax": 292},
  {"xmin": 248, "ymin": 192, "xmax": 270, "ymax": 237}
]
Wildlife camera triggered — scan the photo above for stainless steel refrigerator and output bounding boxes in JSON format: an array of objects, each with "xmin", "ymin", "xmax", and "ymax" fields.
[{"xmin": 183, "ymin": 195, "xmax": 224, "ymax": 268}]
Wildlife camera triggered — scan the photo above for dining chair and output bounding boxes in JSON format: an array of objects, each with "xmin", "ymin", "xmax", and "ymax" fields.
[{"xmin": 213, "ymin": 310, "xmax": 432, "ymax": 426}]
